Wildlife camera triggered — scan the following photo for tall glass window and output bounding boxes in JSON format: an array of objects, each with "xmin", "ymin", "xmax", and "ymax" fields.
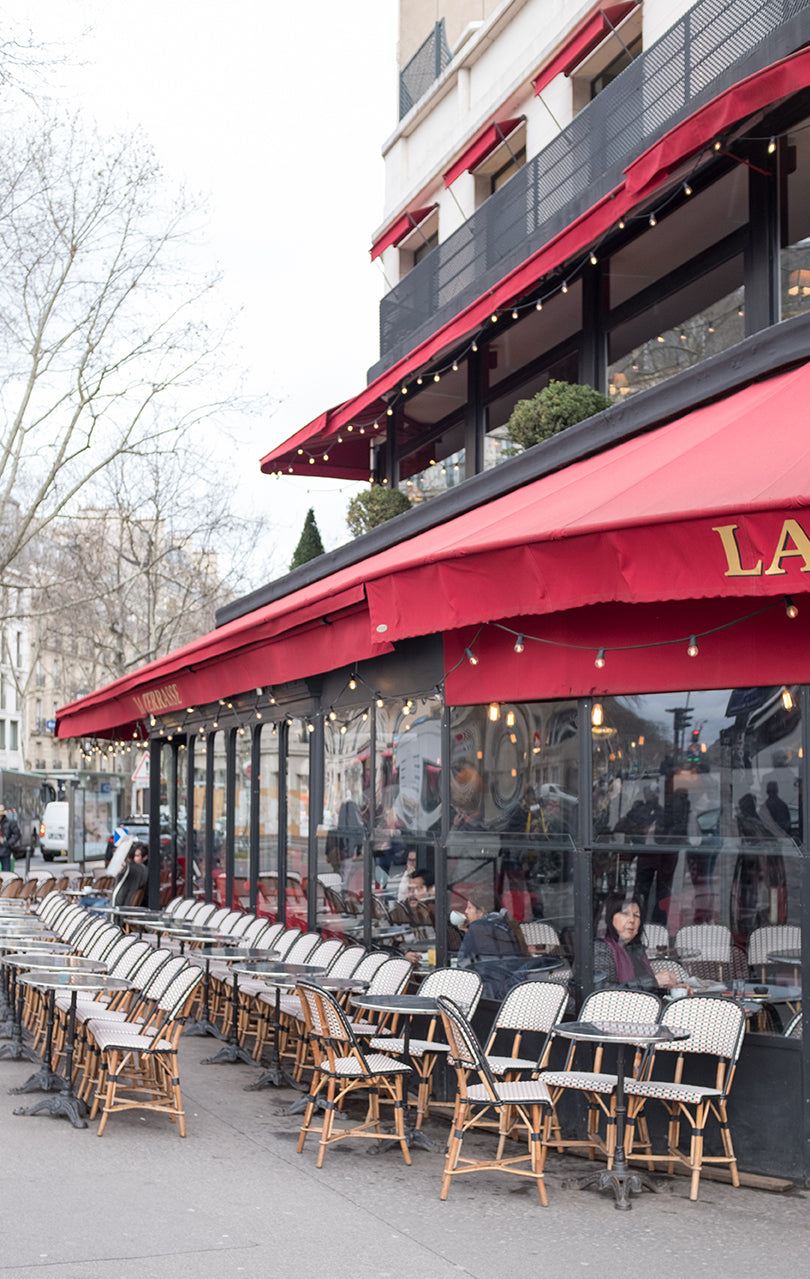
[
  {"xmin": 443, "ymin": 700, "xmax": 578, "ymax": 995},
  {"xmin": 591, "ymin": 688, "xmax": 801, "ymax": 1033},
  {"xmin": 321, "ymin": 709, "xmax": 371, "ymax": 940},
  {"xmin": 257, "ymin": 724, "xmax": 280, "ymax": 920},
  {"xmin": 285, "ymin": 719, "xmax": 311, "ymax": 928}
]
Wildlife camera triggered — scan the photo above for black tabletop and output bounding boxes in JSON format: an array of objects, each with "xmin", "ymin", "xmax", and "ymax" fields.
[{"xmin": 351, "ymin": 993, "xmax": 439, "ymax": 1015}]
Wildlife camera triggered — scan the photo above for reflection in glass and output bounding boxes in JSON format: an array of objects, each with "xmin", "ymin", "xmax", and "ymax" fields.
[
  {"xmin": 285, "ymin": 719, "xmax": 310, "ymax": 928},
  {"xmin": 257, "ymin": 725, "xmax": 280, "ymax": 920},
  {"xmin": 591, "ymin": 688, "xmax": 802, "ymax": 1033},
  {"xmin": 321, "ymin": 710, "xmax": 371, "ymax": 942}
]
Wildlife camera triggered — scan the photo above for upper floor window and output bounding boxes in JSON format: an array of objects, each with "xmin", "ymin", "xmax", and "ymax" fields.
[{"xmin": 589, "ymin": 33, "xmax": 642, "ymax": 99}]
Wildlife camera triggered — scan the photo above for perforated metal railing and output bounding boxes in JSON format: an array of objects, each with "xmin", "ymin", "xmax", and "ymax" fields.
[
  {"xmin": 378, "ymin": 0, "xmax": 810, "ymax": 370},
  {"xmin": 399, "ymin": 19, "xmax": 452, "ymax": 120}
]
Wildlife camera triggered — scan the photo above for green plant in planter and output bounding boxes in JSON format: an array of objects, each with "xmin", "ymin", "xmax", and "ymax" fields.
[
  {"xmin": 505, "ymin": 379, "xmax": 611, "ymax": 451},
  {"xmin": 346, "ymin": 485, "xmax": 412, "ymax": 537}
]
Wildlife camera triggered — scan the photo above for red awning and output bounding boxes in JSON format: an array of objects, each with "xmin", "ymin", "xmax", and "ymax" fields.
[
  {"xmin": 370, "ymin": 206, "xmax": 437, "ymax": 262},
  {"xmin": 533, "ymin": 3, "xmax": 638, "ymax": 96},
  {"xmin": 443, "ymin": 118, "xmax": 524, "ymax": 189},
  {"xmin": 261, "ymin": 46, "xmax": 810, "ymax": 481},
  {"xmin": 64, "ymin": 360, "xmax": 810, "ymax": 739}
]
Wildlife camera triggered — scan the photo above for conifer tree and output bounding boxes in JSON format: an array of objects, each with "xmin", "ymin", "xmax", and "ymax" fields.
[{"xmin": 289, "ymin": 508, "xmax": 326, "ymax": 570}]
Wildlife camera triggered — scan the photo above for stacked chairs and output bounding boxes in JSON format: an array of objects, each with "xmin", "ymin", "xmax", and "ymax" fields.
[
  {"xmin": 367, "ymin": 967, "xmax": 483, "ymax": 1129},
  {"xmin": 437, "ymin": 994, "xmax": 553, "ymax": 1203},
  {"xmin": 92, "ymin": 961, "xmax": 204, "ymax": 1136},
  {"xmin": 625, "ymin": 995, "xmax": 747, "ymax": 1200},
  {"xmin": 295, "ymin": 980, "xmax": 413, "ymax": 1167},
  {"xmin": 540, "ymin": 987, "xmax": 661, "ymax": 1166}
]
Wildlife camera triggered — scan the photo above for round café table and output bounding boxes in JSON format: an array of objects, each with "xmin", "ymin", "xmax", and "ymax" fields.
[
  {"xmin": 0, "ymin": 939, "xmax": 75, "ymax": 1056},
  {"xmin": 232, "ymin": 961, "xmax": 327, "ymax": 1090},
  {"xmin": 12, "ymin": 970, "xmax": 130, "ymax": 1129},
  {"xmin": 4, "ymin": 954, "xmax": 106, "ymax": 1096},
  {"xmin": 551, "ymin": 1019, "xmax": 690, "ymax": 1210},
  {"xmin": 185, "ymin": 944, "xmax": 278, "ymax": 1041}
]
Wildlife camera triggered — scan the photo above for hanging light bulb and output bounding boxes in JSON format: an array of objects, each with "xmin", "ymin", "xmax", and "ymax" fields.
[
  {"xmin": 561, "ymin": 280, "xmax": 568, "ymax": 293},
  {"xmin": 594, "ymin": 648, "xmax": 606, "ymax": 669},
  {"xmin": 768, "ymin": 136, "xmax": 776, "ymax": 154},
  {"xmin": 687, "ymin": 636, "xmax": 699, "ymax": 657},
  {"xmin": 488, "ymin": 703, "xmax": 500, "ymax": 722},
  {"xmin": 514, "ymin": 633, "xmax": 524, "ymax": 654},
  {"xmin": 649, "ymin": 212, "xmax": 657, "ymax": 227},
  {"xmin": 590, "ymin": 251, "xmax": 598, "ymax": 265},
  {"xmin": 785, "ymin": 596, "xmax": 799, "ymax": 619},
  {"xmin": 535, "ymin": 299, "xmax": 543, "ymax": 311},
  {"xmin": 376, "ymin": 695, "xmax": 384, "ymax": 708},
  {"xmin": 512, "ymin": 308, "xmax": 519, "ymax": 320},
  {"xmin": 781, "ymin": 688, "xmax": 794, "ymax": 711},
  {"xmin": 591, "ymin": 702, "xmax": 604, "ymax": 727},
  {"xmin": 349, "ymin": 675, "xmax": 357, "ymax": 690},
  {"xmin": 465, "ymin": 647, "xmax": 479, "ymax": 666},
  {"xmin": 471, "ymin": 340, "xmax": 478, "ymax": 352},
  {"xmin": 683, "ymin": 181, "xmax": 692, "ymax": 196}
]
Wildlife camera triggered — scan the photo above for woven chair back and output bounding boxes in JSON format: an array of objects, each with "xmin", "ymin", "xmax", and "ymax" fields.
[
  {"xmin": 418, "ymin": 967, "xmax": 483, "ymax": 1016},
  {"xmin": 675, "ymin": 923, "xmax": 733, "ymax": 964},
  {"xmin": 273, "ymin": 928, "xmax": 302, "ymax": 958},
  {"xmin": 520, "ymin": 920, "xmax": 562, "ymax": 951},
  {"xmin": 659, "ymin": 995, "xmax": 745, "ymax": 1060},
  {"xmin": 747, "ymin": 924, "xmax": 801, "ymax": 966},
  {"xmin": 437, "ymin": 995, "xmax": 499, "ymax": 1096},
  {"xmin": 309, "ymin": 938, "xmax": 344, "ymax": 970},
  {"xmin": 350, "ymin": 951, "xmax": 390, "ymax": 982},
  {"xmin": 579, "ymin": 987, "xmax": 662, "ymax": 1024},
  {"xmin": 491, "ymin": 979, "xmax": 568, "ymax": 1034},
  {"xmin": 284, "ymin": 933, "xmax": 321, "ymax": 965},
  {"xmin": 367, "ymin": 957, "xmax": 413, "ymax": 995},
  {"xmin": 327, "ymin": 946, "xmax": 366, "ymax": 978}
]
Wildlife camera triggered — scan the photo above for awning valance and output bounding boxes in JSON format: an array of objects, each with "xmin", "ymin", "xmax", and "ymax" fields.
[
  {"xmin": 443, "ymin": 118, "xmax": 524, "ymax": 189},
  {"xmin": 63, "ymin": 359, "xmax": 810, "ymax": 739}
]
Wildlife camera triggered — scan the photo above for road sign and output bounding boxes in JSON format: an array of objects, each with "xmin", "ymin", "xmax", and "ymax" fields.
[{"xmin": 131, "ymin": 753, "xmax": 150, "ymax": 784}]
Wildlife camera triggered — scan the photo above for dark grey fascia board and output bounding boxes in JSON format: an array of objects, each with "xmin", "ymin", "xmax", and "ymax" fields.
[{"xmin": 217, "ymin": 311, "xmax": 810, "ymax": 628}]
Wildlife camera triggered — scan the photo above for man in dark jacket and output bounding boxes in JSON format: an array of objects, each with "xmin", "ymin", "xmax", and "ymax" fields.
[{"xmin": 0, "ymin": 804, "xmax": 21, "ymax": 871}]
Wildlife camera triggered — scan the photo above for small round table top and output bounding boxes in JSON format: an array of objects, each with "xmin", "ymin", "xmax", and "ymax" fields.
[
  {"xmin": 350, "ymin": 993, "xmax": 439, "ymax": 1016},
  {"xmin": 231, "ymin": 961, "xmax": 326, "ymax": 980},
  {"xmin": 198, "ymin": 946, "xmax": 279, "ymax": 962},
  {"xmin": 4, "ymin": 952, "xmax": 106, "ymax": 972},
  {"xmin": 552, "ymin": 1020, "xmax": 690, "ymax": 1045},
  {"xmin": 18, "ymin": 971, "xmax": 130, "ymax": 993}
]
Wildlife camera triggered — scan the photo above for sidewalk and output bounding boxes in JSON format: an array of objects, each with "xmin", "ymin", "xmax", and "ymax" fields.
[{"xmin": 1, "ymin": 1034, "xmax": 805, "ymax": 1279}]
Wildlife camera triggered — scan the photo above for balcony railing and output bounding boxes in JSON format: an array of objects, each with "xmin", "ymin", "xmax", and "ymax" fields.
[
  {"xmin": 399, "ymin": 20, "xmax": 452, "ymax": 120},
  {"xmin": 377, "ymin": 0, "xmax": 810, "ymax": 371}
]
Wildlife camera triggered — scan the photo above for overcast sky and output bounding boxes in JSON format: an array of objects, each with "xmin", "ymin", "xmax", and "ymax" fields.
[{"xmin": 22, "ymin": 0, "xmax": 399, "ymax": 578}]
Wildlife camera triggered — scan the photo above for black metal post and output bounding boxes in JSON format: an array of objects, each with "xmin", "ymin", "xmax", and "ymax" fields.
[
  {"xmin": 278, "ymin": 720, "xmax": 289, "ymax": 925},
  {"xmin": 225, "ymin": 726, "xmax": 237, "ymax": 910},
  {"xmin": 308, "ymin": 712, "xmax": 324, "ymax": 935},
  {"xmin": 204, "ymin": 731, "xmax": 215, "ymax": 902},
  {"xmin": 249, "ymin": 722, "xmax": 262, "ymax": 913},
  {"xmin": 574, "ymin": 697, "xmax": 595, "ymax": 1008},
  {"xmin": 148, "ymin": 736, "xmax": 162, "ymax": 909}
]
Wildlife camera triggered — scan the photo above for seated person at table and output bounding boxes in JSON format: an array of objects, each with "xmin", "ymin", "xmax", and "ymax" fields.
[
  {"xmin": 456, "ymin": 886, "xmax": 533, "ymax": 999},
  {"xmin": 111, "ymin": 843, "xmax": 149, "ymax": 909},
  {"xmin": 594, "ymin": 894, "xmax": 688, "ymax": 993}
]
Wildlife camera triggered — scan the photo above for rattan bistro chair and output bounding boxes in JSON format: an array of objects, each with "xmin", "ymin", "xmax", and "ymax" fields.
[
  {"xmin": 437, "ymin": 995, "xmax": 553, "ymax": 1204},
  {"xmin": 624, "ymin": 995, "xmax": 747, "ymax": 1201},
  {"xmin": 295, "ymin": 980, "xmax": 412, "ymax": 1167},
  {"xmin": 540, "ymin": 987, "xmax": 661, "ymax": 1165},
  {"xmin": 484, "ymin": 980, "xmax": 569, "ymax": 1077},
  {"xmin": 368, "ymin": 967, "xmax": 483, "ymax": 1129},
  {"xmin": 93, "ymin": 963, "xmax": 204, "ymax": 1136}
]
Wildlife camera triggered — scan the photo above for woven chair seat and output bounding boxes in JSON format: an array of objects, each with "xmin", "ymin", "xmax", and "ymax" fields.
[
  {"xmin": 241, "ymin": 978, "xmax": 272, "ymax": 997},
  {"xmin": 90, "ymin": 1023, "xmax": 165, "ymax": 1053},
  {"xmin": 349, "ymin": 1018, "xmax": 392, "ymax": 1035},
  {"xmin": 542, "ymin": 1069, "xmax": 619, "ymax": 1093},
  {"xmin": 466, "ymin": 1078, "xmax": 552, "ymax": 1106},
  {"xmin": 485, "ymin": 1053, "xmax": 537, "ymax": 1075},
  {"xmin": 368, "ymin": 1035, "xmax": 449, "ymax": 1057},
  {"xmin": 323, "ymin": 1052, "xmax": 412, "ymax": 1077},
  {"xmin": 625, "ymin": 1078, "xmax": 722, "ymax": 1105}
]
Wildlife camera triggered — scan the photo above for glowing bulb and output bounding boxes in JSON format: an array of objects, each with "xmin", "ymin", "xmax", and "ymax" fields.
[
  {"xmin": 535, "ymin": 300, "xmax": 542, "ymax": 311},
  {"xmin": 768, "ymin": 136, "xmax": 776, "ymax": 154},
  {"xmin": 514, "ymin": 633, "xmax": 524, "ymax": 654},
  {"xmin": 595, "ymin": 648, "xmax": 606, "ymax": 669},
  {"xmin": 561, "ymin": 280, "xmax": 568, "ymax": 293},
  {"xmin": 786, "ymin": 597, "xmax": 799, "ymax": 619},
  {"xmin": 649, "ymin": 212, "xmax": 657, "ymax": 227},
  {"xmin": 591, "ymin": 702, "xmax": 604, "ymax": 727},
  {"xmin": 488, "ymin": 703, "xmax": 500, "ymax": 722},
  {"xmin": 782, "ymin": 688, "xmax": 794, "ymax": 711},
  {"xmin": 590, "ymin": 252, "xmax": 598, "ymax": 265},
  {"xmin": 687, "ymin": 636, "xmax": 699, "ymax": 657},
  {"xmin": 465, "ymin": 647, "xmax": 478, "ymax": 666}
]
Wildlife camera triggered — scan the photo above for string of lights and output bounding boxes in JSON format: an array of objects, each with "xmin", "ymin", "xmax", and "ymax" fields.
[{"xmin": 80, "ymin": 595, "xmax": 800, "ymax": 757}]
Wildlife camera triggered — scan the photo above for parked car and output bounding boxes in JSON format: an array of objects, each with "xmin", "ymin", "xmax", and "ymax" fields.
[{"xmin": 39, "ymin": 801, "xmax": 70, "ymax": 861}]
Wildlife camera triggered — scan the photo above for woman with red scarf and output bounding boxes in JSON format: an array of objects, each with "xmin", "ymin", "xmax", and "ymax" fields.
[{"xmin": 594, "ymin": 894, "xmax": 686, "ymax": 992}]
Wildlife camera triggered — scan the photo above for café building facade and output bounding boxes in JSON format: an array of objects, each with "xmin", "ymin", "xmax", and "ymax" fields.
[{"xmin": 58, "ymin": 0, "xmax": 810, "ymax": 1182}]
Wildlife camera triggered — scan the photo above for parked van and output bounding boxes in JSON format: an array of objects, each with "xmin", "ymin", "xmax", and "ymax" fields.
[{"xmin": 39, "ymin": 801, "xmax": 70, "ymax": 861}]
